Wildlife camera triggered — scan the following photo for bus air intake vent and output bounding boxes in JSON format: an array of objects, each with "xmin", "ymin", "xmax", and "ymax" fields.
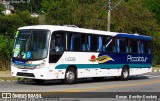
[{"xmin": 17, "ymin": 72, "xmax": 35, "ymax": 77}]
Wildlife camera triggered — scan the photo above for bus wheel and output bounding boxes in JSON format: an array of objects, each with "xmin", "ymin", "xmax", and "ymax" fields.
[
  {"xmin": 64, "ymin": 68, "xmax": 77, "ymax": 84},
  {"xmin": 33, "ymin": 79, "xmax": 45, "ymax": 84},
  {"xmin": 121, "ymin": 67, "xmax": 129, "ymax": 81}
]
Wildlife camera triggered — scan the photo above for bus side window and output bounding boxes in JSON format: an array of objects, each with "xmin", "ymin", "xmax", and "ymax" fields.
[
  {"xmin": 131, "ymin": 40, "xmax": 138, "ymax": 53},
  {"xmin": 69, "ymin": 33, "xmax": 81, "ymax": 51},
  {"xmin": 97, "ymin": 36, "xmax": 103, "ymax": 51},
  {"xmin": 126, "ymin": 39, "xmax": 129, "ymax": 53},
  {"xmin": 105, "ymin": 36, "xmax": 112, "ymax": 52},
  {"xmin": 148, "ymin": 41, "xmax": 152, "ymax": 54},
  {"xmin": 87, "ymin": 35, "xmax": 91, "ymax": 51},
  {"xmin": 119, "ymin": 38, "xmax": 126, "ymax": 53},
  {"xmin": 144, "ymin": 41, "xmax": 148, "ymax": 54},
  {"xmin": 81, "ymin": 34, "xmax": 86, "ymax": 51},
  {"xmin": 90, "ymin": 35, "xmax": 98, "ymax": 51},
  {"xmin": 117, "ymin": 38, "xmax": 120, "ymax": 53},
  {"xmin": 69, "ymin": 34, "xmax": 73, "ymax": 50},
  {"xmin": 87, "ymin": 35, "xmax": 98, "ymax": 52},
  {"xmin": 113, "ymin": 37, "xmax": 117, "ymax": 53},
  {"xmin": 137, "ymin": 40, "xmax": 141, "ymax": 54},
  {"xmin": 144, "ymin": 41, "xmax": 152, "ymax": 54},
  {"xmin": 141, "ymin": 41, "xmax": 144, "ymax": 54},
  {"xmin": 129, "ymin": 40, "xmax": 132, "ymax": 53}
]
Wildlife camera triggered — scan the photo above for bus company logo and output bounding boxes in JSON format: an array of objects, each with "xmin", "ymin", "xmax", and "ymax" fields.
[
  {"xmin": 89, "ymin": 55, "xmax": 114, "ymax": 63},
  {"xmin": 127, "ymin": 55, "xmax": 148, "ymax": 62}
]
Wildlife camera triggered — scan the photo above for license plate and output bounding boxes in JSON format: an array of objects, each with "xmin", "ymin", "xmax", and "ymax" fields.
[{"xmin": 22, "ymin": 69, "xmax": 28, "ymax": 72}]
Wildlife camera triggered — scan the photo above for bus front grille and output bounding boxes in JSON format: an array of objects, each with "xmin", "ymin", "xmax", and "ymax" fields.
[{"xmin": 17, "ymin": 72, "xmax": 35, "ymax": 77}]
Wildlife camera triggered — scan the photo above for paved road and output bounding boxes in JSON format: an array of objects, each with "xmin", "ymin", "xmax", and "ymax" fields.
[{"xmin": 0, "ymin": 72, "xmax": 160, "ymax": 101}]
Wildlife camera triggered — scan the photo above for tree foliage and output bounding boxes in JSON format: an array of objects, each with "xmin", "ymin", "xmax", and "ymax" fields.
[
  {"xmin": 46, "ymin": 0, "xmax": 78, "ymax": 25},
  {"xmin": 11, "ymin": 0, "xmax": 43, "ymax": 13},
  {"xmin": 0, "ymin": 4, "xmax": 4, "ymax": 15},
  {"xmin": 0, "ymin": 11, "xmax": 39, "ymax": 37},
  {"xmin": 112, "ymin": 0, "xmax": 158, "ymax": 35},
  {"xmin": 143, "ymin": 0, "xmax": 160, "ymax": 24},
  {"xmin": 0, "ymin": 35, "xmax": 13, "ymax": 70}
]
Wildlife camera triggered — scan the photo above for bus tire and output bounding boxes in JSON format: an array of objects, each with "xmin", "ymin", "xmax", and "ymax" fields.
[
  {"xmin": 64, "ymin": 67, "xmax": 77, "ymax": 84},
  {"xmin": 33, "ymin": 79, "xmax": 45, "ymax": 84},
  {"xmin": 121, "ymin": 67, "xmax": 129, "ymax": 81}
]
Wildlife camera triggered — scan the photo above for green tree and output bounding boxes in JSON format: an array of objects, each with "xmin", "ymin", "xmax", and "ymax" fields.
[
  {"xmin": 112, "ymin": 0, "xmax": 158, "ymax": 35},
  {"xmin": 143, "ymin": 0, "xmax": 160, "ymax": 24},
  {"xmin": 0, "ymin": 35, "xmax": 13, "ymax": 70},
  {"xmin": 0, "ymin": 4, "xmax": 4, "ymax": 15},
  {"xmin": 0, "ymin": 11, "xmax": 39, "ymax": 37},
  {"xmin": 17, "ymin": 10, "xmax": 39, "ymax": 25},
  {"xmin": 0, "ymin": 14, "xmax": 24, "ymax": 37},
  {"xmin": 11, "ymin": 0, "xmax": 43, "ymax": 13},
  {"xmin": 41, "ymin": 0, "xmax": 52, "ymax": 13},
  {"xmin": 46, "ymin": 0, "xmax": 78, "ymax": 25}
]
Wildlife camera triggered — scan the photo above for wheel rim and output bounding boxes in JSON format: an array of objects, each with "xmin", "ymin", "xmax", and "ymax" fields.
[
  {"xmin": 66, "ymin": 71, "xmax": 75, "ymax": 82},
  {"xmin": 123, "ymin": 69, "xmax": 128, "ymax": 78}
]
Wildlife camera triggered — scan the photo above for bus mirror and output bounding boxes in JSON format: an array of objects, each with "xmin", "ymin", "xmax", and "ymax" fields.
[{"xmin": 14, "ymin": 31, "xmax": 19, "ymax": 38}]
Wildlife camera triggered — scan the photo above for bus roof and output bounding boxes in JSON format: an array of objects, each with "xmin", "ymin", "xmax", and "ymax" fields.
[
  {"xmin": 18, "ymin": 25, "xmax": 152, "ymax": 40},
  {"xmin": 116, "ymin": 34, "xmax": 152, "ymax": 41}
]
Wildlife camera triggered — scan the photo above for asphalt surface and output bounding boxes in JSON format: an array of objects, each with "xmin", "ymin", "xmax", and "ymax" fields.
[{"xmin": 0, "ymin": 72, "xmax": 160, "ymax": 101}]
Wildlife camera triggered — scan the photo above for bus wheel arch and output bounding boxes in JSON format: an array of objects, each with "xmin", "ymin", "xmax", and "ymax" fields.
[
  {"xmin": 121, "ymin": 65, "xmax": 130, "ymax": 81},
  {"xmin": 64, "ymin": 65, "xmax": 77, "ymax": 84}
]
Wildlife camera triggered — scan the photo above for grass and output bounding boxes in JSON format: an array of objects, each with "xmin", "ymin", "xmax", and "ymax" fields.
[
  {"xmin": 0, "ymin": 70, "xmax": 11, "ymax": 75},
  {"xmin": 0, "ymin": 70, "xmax": 29, "ymax": 82},
  {"xmin": 152, "ymin": 65, "xmax": 160, "ymax": 71}
]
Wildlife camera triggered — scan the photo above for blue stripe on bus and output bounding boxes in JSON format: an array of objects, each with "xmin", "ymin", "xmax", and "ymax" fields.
[
  {"xmin": 116, "ymin": 34, "xmax": 152, "ymax": 40},
  {"xmin": 55, "ymin": 64, "xmax": 151, "ymax": 69}
]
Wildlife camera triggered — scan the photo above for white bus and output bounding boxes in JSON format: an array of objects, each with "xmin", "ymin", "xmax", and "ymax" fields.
[{"xmin": 11, "ymin": 25, "xmax": 152, "ymax": 84}]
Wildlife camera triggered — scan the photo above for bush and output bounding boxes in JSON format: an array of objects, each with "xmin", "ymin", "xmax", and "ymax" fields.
[
  {"xmin": 0, "ymin": 35, "xmax": 14, "ymax": 70},
  {"xmin": 0, "ymin": 11, "xmax": 39, "ymax": 36}
]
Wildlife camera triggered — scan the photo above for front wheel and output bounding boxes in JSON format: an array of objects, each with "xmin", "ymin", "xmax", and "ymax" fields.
[
  {"xmin": 121, "ymin": 67, "xmax": 129, "ymax": 81},
  {"xmin": 64, "ymin": 68, "xmax": 77, "ymax": 84}
]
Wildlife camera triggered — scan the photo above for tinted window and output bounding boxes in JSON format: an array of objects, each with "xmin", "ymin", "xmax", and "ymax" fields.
[
  {"xmin": 144, "ymin": 41, "xmax": 152, "ymax": 54},
  {"xmin": 104, "ymin": 36, "xmax": 112, "ymax": 52},
  {"xmin": 130, "ymin": 40, "xmax": 138, "ymax": 53},
  {"xmin": 117, "ymin": 38, "xmax": 126, "ymax": 53},
  {"xmin": 97, "ymin": 36, "xmax": 103, "ymax": 52},
  {"xmin": 81, "ymin": 34, "xmax": 86, "ymax": 51},
  {"xmin": 69, "ymin": 33, "xmax": 81, "ymax": 51},
  {"xmin": 87, "ymin": 35, "xmax": 98, "ymax": 51},
  {"xmin": 49, "ymin": 31, "xmax": 66, "ymax": 63}
]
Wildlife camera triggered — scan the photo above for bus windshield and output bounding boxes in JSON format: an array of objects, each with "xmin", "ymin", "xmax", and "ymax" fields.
[{"xmin": 13, "ymin": 29, "xmax": 50, "ymax": 60}]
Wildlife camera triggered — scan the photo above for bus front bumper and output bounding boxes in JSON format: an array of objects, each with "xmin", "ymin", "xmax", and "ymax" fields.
[{"xmin": 11, "ymin": 66, "xmax": 48, "ymax": 80}]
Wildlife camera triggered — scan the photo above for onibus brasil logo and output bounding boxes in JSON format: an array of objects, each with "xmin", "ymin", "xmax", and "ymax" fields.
[{"xmin": 89, "ymin": 55, "xmax": 114, "ymax": 63}]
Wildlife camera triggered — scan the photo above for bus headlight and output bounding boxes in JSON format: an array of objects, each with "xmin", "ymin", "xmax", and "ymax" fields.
[{"xmin": 35, "ymin": 60, "xmax": 46, "ymax": 69}]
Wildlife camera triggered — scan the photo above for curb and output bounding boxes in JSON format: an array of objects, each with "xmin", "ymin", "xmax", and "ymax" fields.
[
  {"xmin": 0, "ymin": 77, "xmax": 31, "ymax": 82},
  {"xmin": 0, "ymin": 79, "xmax": 16, "ymax": 82}
]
